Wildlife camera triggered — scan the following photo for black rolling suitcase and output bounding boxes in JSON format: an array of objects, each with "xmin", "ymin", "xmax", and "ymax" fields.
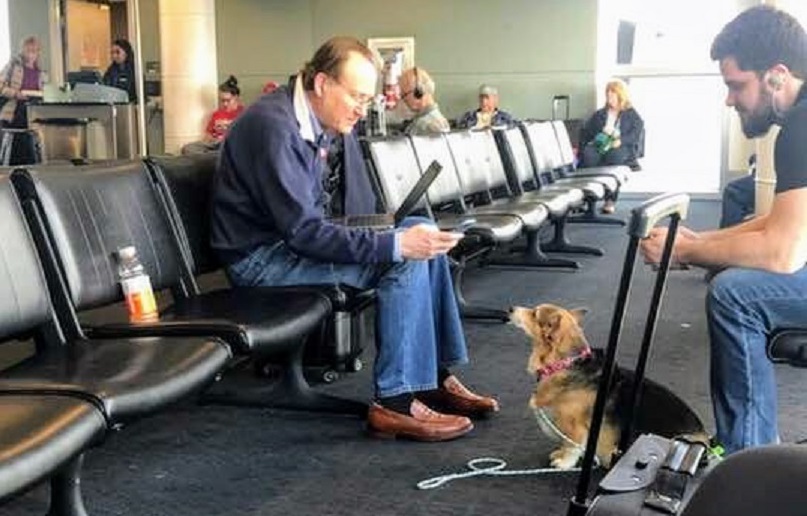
[
  {"xmin": 302, "ymin": 284, "xmax": 375, "ymax": 384},
  {"xmin": 567, "ymin": 193, "xmax": 717, "ymax": 516},
  {"xmin": 552, "ymin": 94, "xmax": 583, "ymax": 152}
]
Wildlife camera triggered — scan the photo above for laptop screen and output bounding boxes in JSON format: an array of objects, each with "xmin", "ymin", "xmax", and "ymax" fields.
[{"xmin": 392, "ymin": 160, "xmax": 442, "ymax": 225}]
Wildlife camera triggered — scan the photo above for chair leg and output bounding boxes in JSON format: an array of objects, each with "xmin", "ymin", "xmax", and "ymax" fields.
[
  {"xmin": 47, "ymin": 454, "xmax": 89, "ymax": 516},
  {"xmin": 568, "ymin": 198, "xmax": 626, "ymax": 226},
  {"xmin": 450, "ymin": 260, "xmax": 509, "ymax": 323},
  {"xmin": 540, "ymin": 217, "xmax": 604, "ymax": 256},
  {"xmin": 200, "ymin": 344, "xmax": 368, "ymax": 417},
  {"xmin": 485, "ymin": 230, "xmax": 580, "ymax": 270}
]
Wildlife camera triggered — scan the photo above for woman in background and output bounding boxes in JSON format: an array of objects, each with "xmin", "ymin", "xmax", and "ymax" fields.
[
  {"xmin": 181, "ymin": 76, "xmax": 244, "ymax": 155},
  {"xmin": 0, "ymin": 35, "xmax": 45, "ymax": 165},
  {"xmin": 579, "ymin": 79, "xmax": 644, "ymax": 213},
  {"xmin": 102, "ymin": 39, "xmax": 137, "ymax": 102},
  {"xmin": 580, "ymin": 79, "xmax": 644, "ymax": 169}
]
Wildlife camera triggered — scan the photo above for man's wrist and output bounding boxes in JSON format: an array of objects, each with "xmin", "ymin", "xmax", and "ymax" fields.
[{"xmin": 675, "ymin": 239, "xmax": 691, "ymax": 265}]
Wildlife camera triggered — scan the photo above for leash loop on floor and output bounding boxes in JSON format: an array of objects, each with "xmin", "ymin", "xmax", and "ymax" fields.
[{"xmin": 416, "ymin": 457, "xmax": 580, "ymax": 490}]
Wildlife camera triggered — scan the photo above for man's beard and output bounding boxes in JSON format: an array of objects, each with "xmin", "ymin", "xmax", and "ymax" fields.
[{"xmin": 739, "ymin": 89, "xmax": 778, "ymax": 138}]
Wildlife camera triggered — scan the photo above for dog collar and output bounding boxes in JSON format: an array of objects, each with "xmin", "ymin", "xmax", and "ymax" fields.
[{"xmin": 536, "ymin": 346, "xmax": 592, "ymax": 380}]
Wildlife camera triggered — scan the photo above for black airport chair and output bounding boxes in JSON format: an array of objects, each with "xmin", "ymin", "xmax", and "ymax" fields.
[{"xmin": 10, "ymin": 161, "xmax": 362, "ymax": 417}]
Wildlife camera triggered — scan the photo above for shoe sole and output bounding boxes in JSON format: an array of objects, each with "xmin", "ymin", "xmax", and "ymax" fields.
[{"xmin": 365, "ymin": 422, "xmax": 474, "ymax": 442}]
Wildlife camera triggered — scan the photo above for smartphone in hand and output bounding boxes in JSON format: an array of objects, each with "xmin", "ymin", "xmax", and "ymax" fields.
[
  {"xmin": 445, "ymin": 218, "xmax": 477, "ymax": 240},
  {"xmin": 454, "ymin": 218, "xmax": 477, "ymax": 233}
]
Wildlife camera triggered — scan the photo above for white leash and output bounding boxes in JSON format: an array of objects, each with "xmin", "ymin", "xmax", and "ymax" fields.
[
  {"xmin": 416, "ymin": 457, "xmax": 581, "ymax": 490},
  {"xmin": 417, "ymin": 408, "xmax": 601, "ymax": 490},
  {"xmin": 534, "ymin": 407, "xmax": 587, "ymax": 451}
]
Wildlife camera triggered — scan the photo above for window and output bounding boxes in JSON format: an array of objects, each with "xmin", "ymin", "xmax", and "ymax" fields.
[
  {"xmin": 599, "ymin": 0, "xmax": 739, "ymax": 194},
  {"xmin": 605, "ymin": 0, "xmax": 735, "ymax": 72}
]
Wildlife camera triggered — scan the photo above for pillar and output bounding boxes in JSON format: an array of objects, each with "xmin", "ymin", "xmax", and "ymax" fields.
[{"xmin": 158, "ymin": 0, "xmax": 217, "ymax": 154}]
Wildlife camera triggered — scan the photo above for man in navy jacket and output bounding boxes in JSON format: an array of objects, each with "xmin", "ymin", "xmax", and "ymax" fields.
[{"xmin": 210, "ymin": 36, "xmax": 498, "ymax": 441}]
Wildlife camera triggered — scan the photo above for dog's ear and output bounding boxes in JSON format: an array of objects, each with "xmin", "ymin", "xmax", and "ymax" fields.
[{"xmin": 569, "ymin": 308, "xmax": 589, "ymax": 325}]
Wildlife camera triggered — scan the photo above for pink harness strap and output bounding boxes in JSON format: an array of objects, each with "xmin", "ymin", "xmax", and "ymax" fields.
[{"xmin": 536, "ymin": 346, "xmax": 592, "ymax": 379}]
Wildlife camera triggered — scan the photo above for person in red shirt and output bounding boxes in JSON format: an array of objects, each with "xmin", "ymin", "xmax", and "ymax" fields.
[{"xmin": 181, "ymin": 75, "xmax": 244, "ymax": 154}]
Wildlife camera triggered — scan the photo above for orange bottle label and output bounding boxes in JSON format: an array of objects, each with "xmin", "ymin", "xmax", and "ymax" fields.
[{"xmin": 124, "ymin": 284, "xmax": 159, "ymax": 323}]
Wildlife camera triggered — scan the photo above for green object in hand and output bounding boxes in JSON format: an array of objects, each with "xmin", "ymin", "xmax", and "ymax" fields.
[{"xmin": 594, "ymin": 132, "xmax": 613, "ymax": 155}]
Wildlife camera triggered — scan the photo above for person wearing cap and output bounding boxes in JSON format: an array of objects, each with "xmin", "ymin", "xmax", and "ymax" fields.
[
  {"xmin": 457, "ymin": 84, "xmax": 515, "ymax": 129},
  {"xmin": 398, "ymin": 66, "xmax": 451, "ymax": 135}
]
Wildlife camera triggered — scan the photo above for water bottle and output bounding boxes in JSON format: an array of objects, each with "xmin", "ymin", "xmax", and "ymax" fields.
[
  {"xmin": 116, "ymin": 246, "xmax": 159, "ymax": 323},
  {"xmin": 373, "ymin": 95, "xmax": 387, "ymax": 136}
]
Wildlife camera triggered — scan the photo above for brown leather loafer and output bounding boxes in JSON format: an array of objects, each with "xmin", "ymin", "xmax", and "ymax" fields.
[
  {"xmin": 417, "ymin": 375, "xmax": 500, "ymax": 418},
  {"xmin": 366, "ymin": 399, "xmax": 473, "ymax": 442}
]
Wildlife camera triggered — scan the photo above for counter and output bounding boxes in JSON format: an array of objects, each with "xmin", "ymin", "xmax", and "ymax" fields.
[{"xmin": 27, "ymin": 103, "xmax": 138, "ymax": 161}]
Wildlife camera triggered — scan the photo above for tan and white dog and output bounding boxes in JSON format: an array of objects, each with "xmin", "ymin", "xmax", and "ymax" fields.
[{"xmin": 510, "ymin": 303, "xmax": 707, "ymax": 469}]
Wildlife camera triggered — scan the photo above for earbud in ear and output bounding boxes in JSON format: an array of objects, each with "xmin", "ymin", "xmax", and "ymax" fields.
[{"xmin": 768, "ymin": 73, "xmax": 785, "ymax": 89}]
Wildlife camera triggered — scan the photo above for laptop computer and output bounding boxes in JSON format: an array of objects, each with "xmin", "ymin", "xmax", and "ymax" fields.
[{"xmin": 331, "ymin": 160, "xmax": 442, "ymax": 230}]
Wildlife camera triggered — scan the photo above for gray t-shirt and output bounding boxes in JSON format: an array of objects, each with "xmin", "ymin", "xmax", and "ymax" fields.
[{"xmin": 406, "ymin": 104, "xmax": 450, "ymax": 135}]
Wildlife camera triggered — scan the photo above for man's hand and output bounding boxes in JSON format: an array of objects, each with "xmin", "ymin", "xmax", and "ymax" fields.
[
  {"xmin": 639, "ymin": 226, "xmax": 698, "ymax": 267},
  {"xmin": 399, "ymin": 224, "xmax": 462, "ymax": 260}
]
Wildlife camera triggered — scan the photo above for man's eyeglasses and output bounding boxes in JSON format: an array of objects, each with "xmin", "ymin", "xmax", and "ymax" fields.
[{"xmin": 329, "ymin": 76, "xmax": 375, "ymax": 109}]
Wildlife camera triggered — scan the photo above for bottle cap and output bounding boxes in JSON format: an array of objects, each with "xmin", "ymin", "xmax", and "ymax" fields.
[{"xmin": 117, "ymin": 246, "xmax": 136, "ymax": 260}]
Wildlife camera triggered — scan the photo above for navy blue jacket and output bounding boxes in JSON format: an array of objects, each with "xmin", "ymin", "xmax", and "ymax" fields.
[
  {"xmin": 580, "ymin": 107, "xmax": 644, "ymax": 158},
  {"xmin": 210, "ymin": 85, "xmax": 395, "ymax": 266},
  {"xmin": 102, "ymin": 63, "xmax": 136, "ymax": 102},
  {"xmin": 456, "ymin": 109, "xmax": 515, "ymax": 129}
]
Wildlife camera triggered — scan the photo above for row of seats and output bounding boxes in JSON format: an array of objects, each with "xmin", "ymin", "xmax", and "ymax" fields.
[
  {"xmin": 0, "ymin": 155, "xmax": 370, "ymax": 513},
  {"xmin": 360, "ymin": 120, "xmax": 632, "ymax": 320}
]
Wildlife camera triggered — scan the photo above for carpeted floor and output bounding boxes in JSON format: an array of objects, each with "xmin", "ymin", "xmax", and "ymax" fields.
[{"xmin": 6, "ymin": 199, "xmax": 807, "ymax": 516}]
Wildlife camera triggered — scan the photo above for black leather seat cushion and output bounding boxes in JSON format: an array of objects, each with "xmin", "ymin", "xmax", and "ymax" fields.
[
  {"xmin": 0, "ymin": 394, "xmax": 105, "ymax": 500},
  {"xmin": 471, "ymin": 201, "xmax": 549, "ymax": 230},
  {"xmin": 0, "ymin": 336, "xmax": 231, "ymax": 423},
  {"xmin": 553, "ymin": 176, "xmax": 611, "ymax": 197},
  {"xmin": 89, "ymin": 287, "xmax": 332, "ymax": 356},
  {"xmin": 435, "ymin": 213, "xmax": 522, "ymax": 243},
  {"xmin": 168, "ymin": 287, "xmax": 332, "ymax": 354}
]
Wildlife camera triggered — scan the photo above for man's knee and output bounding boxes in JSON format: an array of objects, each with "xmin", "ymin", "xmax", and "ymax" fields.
[{"xmin": 707, "ymin": 268, "xmax": 755, "ymax": 310}]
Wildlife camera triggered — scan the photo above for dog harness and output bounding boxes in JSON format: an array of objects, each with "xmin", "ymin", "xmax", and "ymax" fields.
[{"xmin": 535, "ymin": 346, "xmax": 592, "ymax": 380}]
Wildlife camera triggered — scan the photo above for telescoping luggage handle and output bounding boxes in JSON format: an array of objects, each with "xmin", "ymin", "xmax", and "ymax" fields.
[
  {"xmin": 552, "ymin": 95, "xmax": 570, "ymax": 120},
  {"xmin": 567, "ymin": 192, "xmax": 690, "ymax": 516}
]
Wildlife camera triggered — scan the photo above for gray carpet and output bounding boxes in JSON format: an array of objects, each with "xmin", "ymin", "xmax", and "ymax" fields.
[{"xmin": 6, "ymin": 199, "xmax": 807, "ymax": 516}]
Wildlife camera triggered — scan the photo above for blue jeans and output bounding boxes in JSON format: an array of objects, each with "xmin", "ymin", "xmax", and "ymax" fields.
[
  {"xmin": 226, "ymin": 217, "xmax": 469, "ymax": 399},
  {"xmin": 581, "ymin": 142, "xmax": 633, "ymax": 168},
  {"xmin": 707, "ymin": 266, "xmax": 807, "ymax": 453},
  {"xmin": 720, "ymin": 174, "xmax": 755, "ymax": 228}
]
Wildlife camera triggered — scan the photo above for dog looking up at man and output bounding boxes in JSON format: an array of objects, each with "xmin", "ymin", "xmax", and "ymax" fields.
[{"xmin": 509, "ymin": 303, "xmax": 708, "ymax": 469}]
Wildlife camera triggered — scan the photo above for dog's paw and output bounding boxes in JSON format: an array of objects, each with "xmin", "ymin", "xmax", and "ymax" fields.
[{"xmin": 550, "ymin": 447, "xmax": 583, "ymax": 470}]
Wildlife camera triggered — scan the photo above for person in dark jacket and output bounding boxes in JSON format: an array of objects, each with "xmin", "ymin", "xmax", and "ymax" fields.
[
  {"xmin": 457, "ymin": 84, "xmax": 515, "ymax": 129},
  {"xmin": 102, "ymin": 39, "xmax": 137, "ymax": 102},
  {"xmin": 210, "ymin": 36, "xmax": 498, "ymax": 442},
  {"xmin": 579, "ymin": 78, "xmax": 644, "ymax": 170}
]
